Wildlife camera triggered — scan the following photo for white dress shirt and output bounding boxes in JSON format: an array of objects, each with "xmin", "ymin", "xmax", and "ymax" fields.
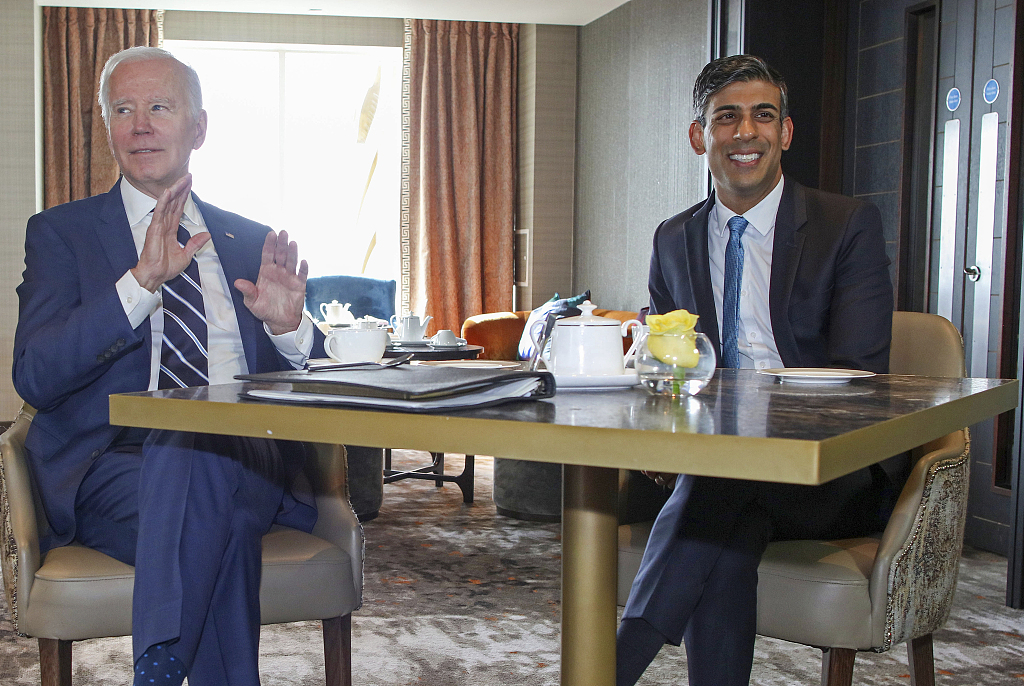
[
  {"xmin": 113, "ymin": 178, "xmax": 314, "ymax": 388},
  {"xmin": 707, "ymin": 176, "xmax": 786, "ymax": 371}
]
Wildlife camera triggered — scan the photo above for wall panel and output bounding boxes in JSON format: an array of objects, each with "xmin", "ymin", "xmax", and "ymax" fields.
[
  {"xmin": 575, "ymin": 0, "xmax": 708, "ymax": 312},
  {"xmin": 0, "ymin": 0, "xmax": 40, "ymax": 419}
]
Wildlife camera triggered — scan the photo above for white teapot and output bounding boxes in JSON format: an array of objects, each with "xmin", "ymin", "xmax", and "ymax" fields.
[
  {"xmin": 546, "ymin": 301, "xmax": 633, "ymax": 376},
  {"xmin": 389, "ymin": 314, "xmax": 433, "ymax": 341},
  {"xmin": 319, "ymin": 300, "xmax": 356, "ymax": 327}
]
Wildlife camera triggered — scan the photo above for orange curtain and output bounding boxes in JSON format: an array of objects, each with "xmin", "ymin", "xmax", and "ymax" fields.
[
  {"xmin": 402, "ymin": 20, "xmax": 518, "ymax": 336},
  {"xmin": 43, "ymin": 7, "xmax": 161, "ymax": 209}
]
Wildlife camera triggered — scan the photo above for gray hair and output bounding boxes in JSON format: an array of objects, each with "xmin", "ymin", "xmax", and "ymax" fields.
[
  {"xmin": 98, "ymin": 46, "xmax": 203, "ymax": 128},
  {"xmin": 693, "ymin": 54, "xmax": 789, "ymax": 127}
]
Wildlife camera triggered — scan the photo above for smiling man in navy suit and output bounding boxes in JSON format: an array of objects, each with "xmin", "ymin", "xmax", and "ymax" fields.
[
  {"xmin": 14, "ymin": 47, "xmax": 324, "ymax": 686},
  {"xmin": 616, "ymin": 56, "xmax": 900, "ymax": 686}
]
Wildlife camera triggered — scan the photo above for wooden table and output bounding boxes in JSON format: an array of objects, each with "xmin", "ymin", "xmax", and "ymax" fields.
[{"xmin": 109, "ymin": 369, "xmax": 1017, "ymax": 686}]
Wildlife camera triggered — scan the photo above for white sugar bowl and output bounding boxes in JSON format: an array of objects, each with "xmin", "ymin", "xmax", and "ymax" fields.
[{"xmin": 548, "ymin": 301, "xmax": 630, "ymax": 377}]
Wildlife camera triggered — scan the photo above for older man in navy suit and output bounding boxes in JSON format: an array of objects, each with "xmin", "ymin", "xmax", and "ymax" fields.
[
  {"xmin": 616, "ymin": 56, "xmax": 901, "ymax": 686},
  {"xmin": 14, "ymin": 47, "xmax": 324, "ymax": 685}
]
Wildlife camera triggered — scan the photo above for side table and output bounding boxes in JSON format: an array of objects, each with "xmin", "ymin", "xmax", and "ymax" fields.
[{"xmin": 381, "ymin": 344, "xmax": 484, "ymax": 503}]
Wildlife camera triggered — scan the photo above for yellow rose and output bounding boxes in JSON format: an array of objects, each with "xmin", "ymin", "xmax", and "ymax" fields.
[
  {"xmin": 646, "ymin": 332, "xmax": 700, "ymax": 368},
  {"xmin": 646, "ymin": 309, "xmax": 699, "ymax": 335}
]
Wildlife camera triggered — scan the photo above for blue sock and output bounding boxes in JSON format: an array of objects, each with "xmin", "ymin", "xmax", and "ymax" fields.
[{"xmin": 133, "ymin": 641, "xmax": 185, "ymax": 686}]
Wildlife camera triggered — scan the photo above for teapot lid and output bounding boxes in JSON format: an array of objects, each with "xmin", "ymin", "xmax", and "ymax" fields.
[{"xmin": 556, "ymin": 300, "xmax": 619, "ymax": 326}]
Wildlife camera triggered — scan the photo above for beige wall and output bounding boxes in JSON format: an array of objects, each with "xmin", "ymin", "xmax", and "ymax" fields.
[
  {"xmin": 162, "ymin": 10, "xmax": 403, "ymax": 45},
  {"xmin": 575, "ymin": 0, "xmax": 709, "ymax": 312},
  {"xmin": 516, "ymin": 24, "xmax": 578, "ymax": 310},
  {"xmin": 0, "ymin": 0, "xmax": 41, "ymax": 419}
]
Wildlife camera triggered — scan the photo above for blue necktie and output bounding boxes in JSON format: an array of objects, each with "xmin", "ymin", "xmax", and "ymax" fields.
[
  {"xmin": 721, "ymin": 215, "xmax": 748, "ymax": 369},
  {"xmin": 158, "ymin": 225, "xmax": 209, "ymax": 389}
]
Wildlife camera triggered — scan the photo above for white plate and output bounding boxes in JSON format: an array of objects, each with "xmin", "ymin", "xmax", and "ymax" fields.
[
  {"xmin": 415, "ymin": 360, "xmax": 520, "ymax": 369},
  {"xmin": 554, "ymin": 371, "xmax": 640, "ymax": 389},
  {"xmin": 757, "ymin": 368, "xmax": 876, "ymax": 384},
  {"xmin": 389, "ymin": 338, "xmax": 431, "ymax": 346}
]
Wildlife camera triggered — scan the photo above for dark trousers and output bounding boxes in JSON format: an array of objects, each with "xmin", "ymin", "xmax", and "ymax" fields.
[
  {"xmin": 620, "ymin": 464, "xmax": 900, "ymax": 686},
  {"xmin": 74, "ymin": 430, "xmax": 311, "ymax": 686}
]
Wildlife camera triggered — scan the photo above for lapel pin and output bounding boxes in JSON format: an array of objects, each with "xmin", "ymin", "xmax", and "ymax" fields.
[{"xmin": 225, "ymin": 232, "xmax": 235, "ymax": 239}]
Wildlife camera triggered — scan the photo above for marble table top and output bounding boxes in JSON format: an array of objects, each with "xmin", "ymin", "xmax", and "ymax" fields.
[{"xmin": 109, "ymin": 369, "xmax": 1017, "ymax": 486}]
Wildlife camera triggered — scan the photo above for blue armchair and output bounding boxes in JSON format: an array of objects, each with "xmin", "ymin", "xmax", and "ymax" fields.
[{"xmin": 306, "ymin": 274, "xmax": 397, "ymax": 322}]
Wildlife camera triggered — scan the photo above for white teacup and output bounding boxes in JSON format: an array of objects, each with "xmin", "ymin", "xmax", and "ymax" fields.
[
  {"xmin": 431, "ymin": 329, "xmax": 461, "ymax": 346},
  {"xmin": 324, "ymin": 327, "xmax": 389, "ymax": 364}
]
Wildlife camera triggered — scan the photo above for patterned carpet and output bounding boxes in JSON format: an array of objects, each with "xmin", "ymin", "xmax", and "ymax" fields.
[{"xmin": 1, "ymin": 451, "xmax": 1022, "ymax": 685}]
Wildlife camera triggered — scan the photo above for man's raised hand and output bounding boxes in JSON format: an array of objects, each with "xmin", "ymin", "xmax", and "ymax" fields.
[
  {"xmin": 131, "ymin": 174, "xmax": 211, "ymax": 292},
  {"xmin": 234, "ymin": 229, "xmax": 308, "ymax": 335}
]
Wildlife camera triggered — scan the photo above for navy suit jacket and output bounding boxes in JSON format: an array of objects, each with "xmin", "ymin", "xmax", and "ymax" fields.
[
  {"xmin": 13, "ymin": 182, "xmax": 324, "ymax": 554},
  {"xmin": 624, "ymin": 183, "xmax": 899, "ymax": 642},
  {"xmin": 648, "ymin": 180, "xmax": 893, "ymax": 373}
]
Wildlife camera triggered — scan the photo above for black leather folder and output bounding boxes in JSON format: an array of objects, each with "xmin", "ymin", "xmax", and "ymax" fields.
[{"xmin": 236, "ymin": 365, "xmax": 555, "ymax": 402}]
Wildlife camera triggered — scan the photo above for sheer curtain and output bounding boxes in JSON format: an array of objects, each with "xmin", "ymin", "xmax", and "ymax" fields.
[
  {"xmin": 43, "ymin": 7, "xmax": 161, "ymax": 209},
  {"xmin": 401, "ymin": 20, "xmax": 518, "ymax": 335}
]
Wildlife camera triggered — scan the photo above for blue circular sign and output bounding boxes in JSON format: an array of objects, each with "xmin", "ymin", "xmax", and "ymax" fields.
[
  {"xmin": 984, "ymin": 79, "xmax": 999, "ymax": 104},
  {"xmin": 946, "ymin": 87, "xmax": 961, "ymax": 112}
]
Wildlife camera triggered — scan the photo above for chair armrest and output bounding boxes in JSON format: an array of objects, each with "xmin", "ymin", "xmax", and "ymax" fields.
[
  {"xmin": 304, "ymin": 443, "xmax": 364, "ymax": 609},
  {"xmin": 870, "ymin": 428, "xmax": 969, "ymax": 648},
  {"xmin": 0, "ymin": 405, "xmax": 42, "ymax": 633},
  {"xmin": 461, "ymin": 312, "xmax": 528, "ymax": 361}
]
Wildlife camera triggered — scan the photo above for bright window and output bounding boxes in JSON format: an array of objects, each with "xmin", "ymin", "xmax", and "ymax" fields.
[{"xmin": 163, "ymin": 40, "xmax": 402, "ymax": 281}]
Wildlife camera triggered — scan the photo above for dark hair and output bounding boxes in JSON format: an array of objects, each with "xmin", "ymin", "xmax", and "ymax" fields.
[{"xmin": 692, "ymin": 55, "xmax": 789, "ymax": 127}]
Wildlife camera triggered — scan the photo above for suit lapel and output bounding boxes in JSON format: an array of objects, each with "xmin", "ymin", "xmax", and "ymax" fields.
[
  {"xmin": 195, "ymin": 195, "xmax": 262, "ymax": 370},
  {"xmin": 96, "ymin": 181, "xmax": 154, "ymax": 353},
  {"xmin": 686, "ymin": 197, "xmax": 721, "ymax": 353},
  {"xmin": 96, "ymin": 182, "xmax": 141, "ymax": 278},
  {"xmin": 768, "ymin": 180, "xmax": 807, "ymax": 365}
]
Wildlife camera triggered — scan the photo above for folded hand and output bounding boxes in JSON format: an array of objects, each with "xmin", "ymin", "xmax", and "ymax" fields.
[{"xmin": 641, "ymin": 471, "xmax": 677, "ymax": 489}]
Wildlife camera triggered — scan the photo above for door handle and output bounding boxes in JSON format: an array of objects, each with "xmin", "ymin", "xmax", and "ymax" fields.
[{"xmin": 964, "ymin": 265, "xmax": 981, "ymax": 282}]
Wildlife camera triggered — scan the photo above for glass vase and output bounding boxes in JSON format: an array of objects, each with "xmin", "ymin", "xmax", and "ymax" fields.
[{"xmin": 636, "ymin": 331, "xmax": 716, "ymax": 397}]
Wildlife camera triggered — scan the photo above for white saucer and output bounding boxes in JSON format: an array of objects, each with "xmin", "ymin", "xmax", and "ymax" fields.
[
  {"xmin": 389, "ymin": 338, "xmax": 431, "ymax": 347},
  {"xmin": 757, "ymin": 368, "xmax": 875, "ymax": 384},
  {"xmin": 416, "ymin": 360, "xmax": 520, "ymax": 369},
  {"xmin": 428, "ymin": 339, "xmax": 467, "ymax": 349},
  {"xmin": 554, "ymin": 371, "xmax": 640, "ymax": 389}
]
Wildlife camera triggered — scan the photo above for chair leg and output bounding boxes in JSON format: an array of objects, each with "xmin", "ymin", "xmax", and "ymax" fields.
[
  {"xmin": 38, "ymin": 638, "xmax": 72, "ymax": 686},
  {"xmin": 820, "ymin": 647, "xmax": 855, "ymax": 686},
  {"xmin": 323, "ymin": 614, "xmax": 352, "ymax": 686},
  {"xmin": 434, "ymin": 452, "xmax": 445, "ymax": 487},
  {"xmin": 457, "ymin": 455, "xmax": 475, "ymax": 503},
  {"xmin": 907, "ymin": 634, "xmax": 935, "ymax": 686}
]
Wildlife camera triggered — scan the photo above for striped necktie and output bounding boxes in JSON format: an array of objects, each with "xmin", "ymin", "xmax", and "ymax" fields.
[
  {"xmin": 158, "ymin": 225, "xmax": 209, "ymax": 389},
  {"xmin": 721, "ymin": 215, "xmax": 748, "ymax": 369}
]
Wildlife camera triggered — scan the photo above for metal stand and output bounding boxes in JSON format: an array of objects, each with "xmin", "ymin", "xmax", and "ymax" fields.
[{"xmin": 384, "ymin": 449, "xmax": 475, "ymax": 503}]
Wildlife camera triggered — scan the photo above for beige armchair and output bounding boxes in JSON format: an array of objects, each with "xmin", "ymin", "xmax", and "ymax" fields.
[
  {"xmin": 0, "ymin": 405, "xmax": 363, "ymax": 686},
  {"xmin": 617, "ymin": 311, "xmax": 970, "ymax": 685}
]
